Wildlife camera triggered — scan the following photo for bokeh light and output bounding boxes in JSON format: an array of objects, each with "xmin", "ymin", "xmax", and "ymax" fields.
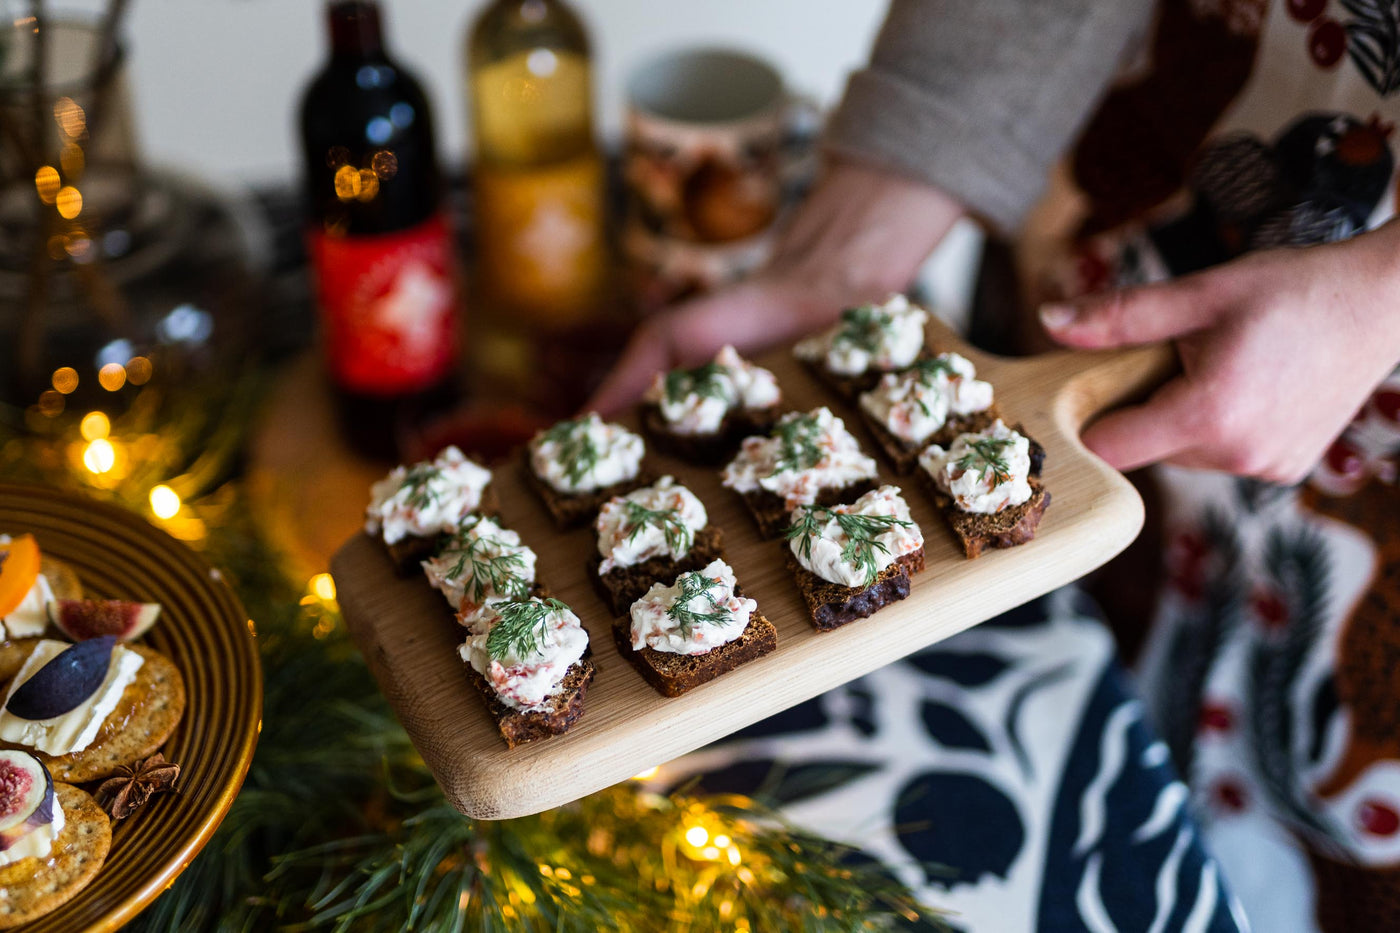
[
  {"xmin": 149, "ymin": 485, "xmax": 181, "ymax": 519},
  {"xmin": 83, "ymin": 438, "xmax": 115, "ymax": 474},
  {"xmin": 79, "ymin": 411, "xmax": 110, "ymax": 441},
  {"xmin": 126, "ymin": 356, "xmax": 153, "ymax": 385},
  {"xmin": 334, "ymin": 164, "xmax": 362, "ymax": 201},
  {"xmin": 34, "ymin": 165, "xmax": 59, "ymax": 203},
  {"xmin": 98, "ymin": 363, "xmax": 126, "ymax": 391},
  {"xmin": 55, "ymin": 186, "xmax": 82, "ymax": 219},
  {"xmin": 51, "ymin": 367, "xmax": 79, "ymax": 393}
]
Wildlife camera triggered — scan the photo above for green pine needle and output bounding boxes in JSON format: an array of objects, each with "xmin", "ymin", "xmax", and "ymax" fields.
[{"xmin": 486, "ymin": 598, "xmax": 571, "ymax": 662}]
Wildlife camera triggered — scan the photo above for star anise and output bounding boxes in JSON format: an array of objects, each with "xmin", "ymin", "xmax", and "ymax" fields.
[{"xmin": 95, "ymin": 752, "xmax": 180, "ymax": 820}]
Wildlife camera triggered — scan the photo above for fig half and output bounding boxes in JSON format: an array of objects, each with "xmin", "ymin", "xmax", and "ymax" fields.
[
  {"xmin": 48, "ymin": 598, "xmax": 161, "ymax": 642},
  {"xmin": 5, "ymin": 636, "xmax": 116, "ymax": 721},
  {"xmin": 0, "ymin": 750, "xmax": 54, "ymax": 849}
]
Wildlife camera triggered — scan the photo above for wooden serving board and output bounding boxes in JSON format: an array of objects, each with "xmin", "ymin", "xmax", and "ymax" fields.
[{"xmin": 333, "ymin": 318, "xmax": 1174, "ymax": 819}]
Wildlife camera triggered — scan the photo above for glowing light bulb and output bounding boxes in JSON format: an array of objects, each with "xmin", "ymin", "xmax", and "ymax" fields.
[
  {"xmin": 310, "ymin": 572, "xmax": 337, "ymax": 601},
  {"xmin": 83, "ymin": 438, "xmax": 115, "ymax": 474},
  {"xmin": 150, "ymin": 485, "xmax": 181, "ymax": 519},
  {"xmin": 684, "ymin": 825, "xmax": 709, "ymax": 848},
  {"xmin": 80, "ymin": 411, "xmax": 109, "ymax": 440}
]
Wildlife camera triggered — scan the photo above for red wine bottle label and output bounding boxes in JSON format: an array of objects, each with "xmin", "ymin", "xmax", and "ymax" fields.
[{"xmin": 307, "ymin": 215, "xmax": 459, "ymax": 394}]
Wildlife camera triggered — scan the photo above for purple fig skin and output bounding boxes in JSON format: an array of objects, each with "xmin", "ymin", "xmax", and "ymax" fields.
[
  {"xmin": 47, "ymin": 598, "xmax": 162, "ymax": 641},
  {"xmin": 5, "ymin": 635, "xmax": 116, "ymax": 721},
  {"xmin": 0, "ymin": 751, "xmax": 54, "ymax": 849}
]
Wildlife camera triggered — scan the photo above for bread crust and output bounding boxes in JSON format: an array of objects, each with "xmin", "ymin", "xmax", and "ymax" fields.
[
  {"xmin": 861, "ymin": 405, "xmax": 1001, "ymax": 475},
  {"xmin": 640, "ymin": 403, "xmax": 781, "ymax": 465},
  {"xmin": 737, "ymin": 479, "xmax": 879, "ymax": 540},
  {"xmin": 588, "ymin": 525, "xmax": 726, "ymax": 616},
  {"xmin": 783, "ymin": 549, "xmax": 924, "ymax": 631},
  {"xmin": 614, "ymin": 608, "xmax": 777, "ymax": 697},
  {"xmin": 464, "ymin": 654, "xmax": 595, "ymax": 749},
  {"xmin": 521, "ymin": 452, "xmax": 652, "ymax": 529}
]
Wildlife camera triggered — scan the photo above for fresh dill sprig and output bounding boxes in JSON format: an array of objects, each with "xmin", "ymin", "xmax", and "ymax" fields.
[
  {"xmin": 486, "ymin": 598, "xmax": 570, "ymax": 661},
  {"xmin": 400, "ymin": 463, "xmax": 441, "ymax": 511},
  {"xmin": 444, "ymin": 526, "xmax": 530, "ymax": 603},
  {"xmin": 663, "ymin": 361, "xmax": 730, "ymax": 406},
  {"xmin": 834, "ymin": 305, "xmax": 896, "ymax": 353},
  {"xmin": 956, "ymin": 437, "xmax": 1013, "ymax": 485},
  {"xmin": 665, "ymin": 571, "xmax": 730, "ymax": 635},
  {"xmin": 623, "ymin": 500, "xmax": 694, "ymax": 555},
  {"xmin": 785, "ymin": 505, "xmax": 914, "ymax": 586},
  {"xmin": 543, "ymin": 419, "xmax": 602, "ymax": 487},
  {"xmin": 911, "ymin": 355, "xmax": 959, "ymax": 383},
  {"xmin": 772, "ymin": 413, "xmax": 824, "ymax": 473}
]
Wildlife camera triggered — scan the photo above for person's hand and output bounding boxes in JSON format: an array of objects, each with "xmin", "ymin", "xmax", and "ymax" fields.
[
  {"xmin": 586, "ymin": 160, "xmax": 964, "ymax": 415},
  {"xmin": 1041, "ymin": 221, "xmax": 1400, "ymax": 483}
]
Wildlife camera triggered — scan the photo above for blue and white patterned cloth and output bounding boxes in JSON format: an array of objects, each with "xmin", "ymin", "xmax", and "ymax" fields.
[{"xmin": 663, "ymin": 589, "xmax": 1247, "ymax": 932}]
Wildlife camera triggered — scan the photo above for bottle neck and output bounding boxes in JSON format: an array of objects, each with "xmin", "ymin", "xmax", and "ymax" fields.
[{"xmin": 327, "ymin": 1, "xmax": 386, "ymax": 61}]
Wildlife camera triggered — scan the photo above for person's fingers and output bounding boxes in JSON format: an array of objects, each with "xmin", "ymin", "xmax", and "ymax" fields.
[
  {"xmin": 585, "ymin": 280, "xmax": 819, "ymax": 416},
  {"xmin": 1079, "ymin": 377, "xmax": 1214, "ymax": 471},
  {"xmin": 585, "ymin": 316, "xmax": 674, "ymax": 417},
  {"xmin": 1040, "ymin": 271, "xmax": 1235, "ymax": 349}
]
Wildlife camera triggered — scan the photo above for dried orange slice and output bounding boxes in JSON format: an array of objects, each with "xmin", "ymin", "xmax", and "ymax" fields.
[{"xmin": 0, "ymin": 535, "xmax": 41, "ymax": 618}]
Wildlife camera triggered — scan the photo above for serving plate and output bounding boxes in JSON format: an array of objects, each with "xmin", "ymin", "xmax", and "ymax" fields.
[
  {"xmin": 334, "ymin": 318, "xmax": 1173, "ymax": 819},
  {"xmin": 0, "ymin": 484, "xmax": 262, "ymax": 932}
]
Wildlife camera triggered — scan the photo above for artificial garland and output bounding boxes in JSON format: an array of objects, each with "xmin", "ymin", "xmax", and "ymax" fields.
[{"xmin": 1, "ymin": 377, "xmax": 947, "ymax": 931}]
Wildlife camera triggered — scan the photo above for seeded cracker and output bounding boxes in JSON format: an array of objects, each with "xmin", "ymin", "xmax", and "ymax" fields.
[
  {"xmin": 0, "ymin": 783, "xmax": 111, "ymax": 929},
  {"xmin": 0, "ymin": 640, "xmax": 187, "ymax": 782}
]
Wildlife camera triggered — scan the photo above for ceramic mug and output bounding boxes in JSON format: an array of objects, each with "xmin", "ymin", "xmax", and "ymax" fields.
[{"xmin": 622, "ymin": 47, "xmax": 815, "ymax": 310}]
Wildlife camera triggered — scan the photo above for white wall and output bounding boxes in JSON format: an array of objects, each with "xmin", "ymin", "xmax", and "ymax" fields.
[{"xmin": 53, "ymin": 0, "xmax": 888, "ymax": 183}]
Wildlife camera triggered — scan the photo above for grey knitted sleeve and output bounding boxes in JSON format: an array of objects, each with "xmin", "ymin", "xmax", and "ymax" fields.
[{"xmin": 825, "ymin": 0, "xmax": 1157, "ymax": 233}]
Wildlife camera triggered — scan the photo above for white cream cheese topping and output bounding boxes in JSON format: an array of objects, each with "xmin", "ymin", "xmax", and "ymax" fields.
[
  {"xmin": 0, "ymin": 640, "xmax": 145, "ymax": 757},
  {"xmin": 365, "ymin": 446, "xmax": 493, "ymax": 545},
  {"xmin": 458, "ymin": 599, "xmax": 590, "ymax": 712},
  {"xmin": 629, "ymin": 559, "xmax": 755, "ymax": 656},
  {"xmin": 919, "ymin": 420, "xmax": 1034, "ymax": 515},
  {"xmin": 422, "ymin": 516, "xmax": 537, "ymax": 624},
  {"xmin": 722, "ymin": 407, "xmax": 877, "ymax": 511},
  {"xmin": 787, "ymin": 486, "xmax": 924, "ymax": 588},
  {"xmin": 1, "ymin": 572, "xmax": 53, "ymax": 640},
  {"xmin": 794, "ymin": 294, "xmax": 928, "ymax": 376},
  {"xmin": 595, "ymin": 476, "xmax": 707, "ymax": 576},
  {"xmin": 529, "ymin": 413, "xmax": 645, "ymax": 495},
  {"xmin": 644, "ymin": 345, "xmax": 781, "ymax": 436},
  {"xmin": 0, "ymin": 794, "xmax": 64, "ymax": 868},
  {"xmin": 859, "ymin": 353, "xmax": 994, "ymax": 445}
]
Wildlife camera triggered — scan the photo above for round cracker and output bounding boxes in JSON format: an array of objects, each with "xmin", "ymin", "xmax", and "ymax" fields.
[
  {"xmin": 0, "ymin": 641, "xmax": 187, "ymax": 783},
  {"xmin": 0, "ymin": 783, "xmax": 112, "ymax": 929},
  {"xmin": 38, "ymin": 556, "xmax": 82, "ymax": 603}
]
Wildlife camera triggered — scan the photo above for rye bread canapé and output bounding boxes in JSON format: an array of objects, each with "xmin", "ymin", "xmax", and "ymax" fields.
[
  {"xmin": 589, "ymin": 476, "xmax": 725, "ymax": 615},
  {"xmin": 640, "ymin": 346, "xmax": 782, "ymax": 464},
  {"xmin": 858, "ymin": 352, "xmax": 1001, "ymax": 474},
  {"xmin": 782, "ymin": 486, "xmax": 926, "ymax": 631},
  {"xmin": 616, "ymin": 559, "xmax": 777, "ymax": 697},
  {"xmin": 794, "ymin": 294, "xmax": 930, "ymax": 398},
  {"xmin": 525, "ymin": 414, "xmax": 650, "ymax": 528},
  {"xmin": 721, "ymin": 407, "xmax": 879, "ymax": 539},
  {"xmin": 918, "ymin": 420, "xmax": 1050, "ymax": 559},
  {"xmin": 365, "ymin": 445, "xmax": 495, "ymax": 572}
]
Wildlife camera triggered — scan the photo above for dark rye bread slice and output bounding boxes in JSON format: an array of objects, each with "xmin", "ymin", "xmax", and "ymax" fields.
[
  {"xmin": 588, "ymin": 525, "xmax": 725, "ymax": 616},
  {"xmin": 640, "ymin": 402, "xmax": 781, "ymax": 465},
  {"xmin": 918, "ymin": 428, "xmax": 1050, "ymax": 559},
  {"xmin": 784, "ymin": 549, "xmax": 926, "ymax": 632},
  {"xmin": 613, "ymin": 607, "xmax": 777, "ymax": 697},
  {"xmin": 378, "ymin": 484, "xmax": 501, "ymax": 575},
  {"xmin": 521, "ymin": 451, "xmax": 652, "ymax": 529},
  {"xmin": 464, "ymin": 653, "xmax": 596, "ymax": 749},
  {"xmin": 861, "ymin": 405, "xmax": 1001, "ymax": 475},
  {"xmin": 800, "ymin": 350, "xmax": 931, "ymax": 401},
  {"xmin": 738, "ymin": 478, "xmax": 879, "ymax": 540}
]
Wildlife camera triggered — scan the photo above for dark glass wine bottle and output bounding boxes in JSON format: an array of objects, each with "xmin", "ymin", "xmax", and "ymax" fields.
[{"xmin": 300, "ymin": 0, "xmax": 461, "ymax": 460}]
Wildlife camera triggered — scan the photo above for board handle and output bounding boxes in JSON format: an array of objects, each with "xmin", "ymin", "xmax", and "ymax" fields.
[{"xmin": 1040, "ymin": 342, "xmax": 1179, "ymax": 436}]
